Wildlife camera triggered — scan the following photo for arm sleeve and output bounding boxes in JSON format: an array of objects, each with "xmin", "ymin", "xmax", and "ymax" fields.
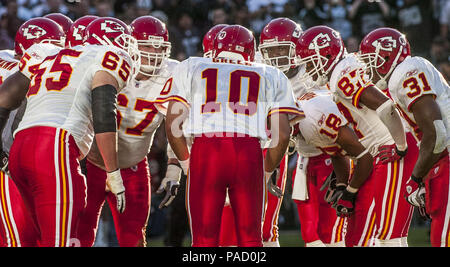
[
  {"xmin": 91, "ymin": 46, "xmax": 133, "ymax": 91},
  {"xmin": 267, "ymin": 69, "xmax": 304, "ymax": 117},
  {"xmin": 18, "ymin": 43, "xmax": 58, "ymax": 79},
  {"xmin": 155, "ymin": 59, "xmax": 190, "ymax": 107}
]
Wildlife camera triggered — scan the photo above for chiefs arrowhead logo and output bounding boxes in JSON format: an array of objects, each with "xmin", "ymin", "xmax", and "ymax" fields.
[
  {"xmin": 23, "ymin": 25, "xmax": 47, "ymax": 40},
  {"xmin": 100, "ymin": 20, "xmax": 125, "ymax": 34},
  {"xmin": 309, "ymin": 33, "xmax": 331, "ymax": 50},
  {"xmin": 372, "ymin": 36, "xmax": 397, "ymax": 52},
  {"xmin": 72, "ymin": 25, "xmax": 86, "ymax": 40}
]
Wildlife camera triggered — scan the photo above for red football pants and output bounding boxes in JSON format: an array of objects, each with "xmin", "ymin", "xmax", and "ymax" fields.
[
  {"xmin": 0, "ymin": 171, "xmax": 38, "ymax": 247},
  {"xmin": 375, "ymin": 132, "xmax": 418, "ymax": 242},
  {"xmin": 293, "ymin": 153, "xmax": 346, "ymax": 245},
  {"xmin": 9, "ymin": 127, "xmax": 87, "ymax": 247},
  {"xmin": 187, "ymin": 135, "xmax": 264, "ymax": 247},
  {"xmin": 425, "ymin": 148, "xmax": 450, "ymax": 247},
  {"xmin": 77, "ymin": 158, "xmax": 151, "ymax": 247}
]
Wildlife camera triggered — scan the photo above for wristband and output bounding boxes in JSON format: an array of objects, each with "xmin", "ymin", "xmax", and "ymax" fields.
[{"xmin": 411, "ymin": 174, "xmax": 423, "ymax": 185}]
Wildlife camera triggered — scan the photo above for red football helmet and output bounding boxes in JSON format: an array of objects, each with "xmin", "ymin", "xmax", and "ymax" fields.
[
  {"xmin": 129, "ymin": 15, "xmax": 171, "ymax": 77},
  {"xmin": 296, "ymin": 25, "xmax": 346, "ymax": 86},
  {"xmin": 83, "ymin": 17, "xmax": 132, "ymax": 47},
  {"xmin": 15, "ymin": 17, "xmax": 65, "ymax": 57},
  {"xmin": 359, "ymin": 27, "xmax": 410, "ymax": 89},
  {"xmin": 202, "ymin": 24, "xmax": 228, "ymax": 58},
  {"xmin": 44, "ymin": 13, "xmax": 74, "ymax": 35},
  {"xmin": 65, "ymin": 15, "xmax": 98, "ymax": 48},
  {"xmin": 259, "ymin": 18, "xmax": 302, "ymax": 72},
  {"xmin": 84, "ymin": 17, "xmax": 140, "ymax": 79},
  {"xmin": 212, "ymin": 25, "xmax": 256, "ymax": 62}
]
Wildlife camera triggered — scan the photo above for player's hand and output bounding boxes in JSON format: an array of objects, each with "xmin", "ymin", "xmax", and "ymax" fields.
[
  {"xmin": 106, "ymin": 169, "xmax": 126, "ymax": 213},
  {"xmin": 320, "ymin": 171, "xmax": 340, "ymax": 204},
  {"xmin": 377, "ymin": 144, "xmax": 407, "ymax": 164},
  {"xmin": 405, "ymin": 179, "xmax": 426, "ymax": 208},
  {"xmin": 266, "ymin": 169, "xmax": 283, "ymax": 198},
  {"xmin": 332, "ymin": 189, "xmax": 357, "ymax": 217},
  {"xmin": 157, "ymin": 164, "xmax": 182, "ymax": 209},
  {"xmin": 0, "ymin": 150, "xmax": 9, "ymax": 174}
]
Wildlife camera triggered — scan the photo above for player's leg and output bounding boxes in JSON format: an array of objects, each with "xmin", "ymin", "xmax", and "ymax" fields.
[
  {"xmin": 187, "ymin": 136, "xmax": 228, "ymax": 247},
  {"xmin": 376, "ymin": 133, "xmax": 419, "ymax": 247},
  {"xmin": 262, "ymin": 153, "xmax": 287, "ymax": 247},
  {"xmin": 76, "ymin": 160, "xmax": 108, "ymax": 247},
  {"xmin": 107, "ymin": 158, "xmax": 151, "ymax": 247},
  {"xmin": 314, "ymin": 155, "xmax": 346, "ymax": 246},
  {"xmin": 9, "ymin": 127, "xmax": 87, "ymax": 247},
  {"xmin": 219, "ymin": 203, "xmax": 237, "ymax": 247},
  {"xmin": 0, "ymin": 172, "xmax": 38, "ymax": 247},
  {"xmin": 425, "ymin": 150, "xmax": 450, "ymax": 247},
  {"xmin": 228, "ymin": 137, "xmax": 264, "ymax": 247},
  {"xmin": 345, "ymin": 164, "xmax": 379, "ymax": 247}
]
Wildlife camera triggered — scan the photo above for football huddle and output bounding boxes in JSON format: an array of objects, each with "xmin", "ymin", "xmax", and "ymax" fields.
[{"xmin": 0, "ymin": 12, "xmax": 448, "ymax": 248}]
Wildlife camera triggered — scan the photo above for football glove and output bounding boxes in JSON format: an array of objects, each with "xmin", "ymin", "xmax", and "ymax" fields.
[
  {"xmin": 266, "ymin": 169, "xmax": 283, "ymax": 198},
  {"xmin": 0, "ymin": 150, "xmax": 8, "ymax": 174},
  {"xmin": 377, "ymin": 144, "xmax": 407, "ymax": 164},
  {"xmin": 157, "ymin": 164, "xmax": 181, "ymax": 209},
  {"xmin": 404, "ymin": 176, "xmax": 425, "ymax": 208},
  {"xmin": 106, "ymin": 169, "xmax": 126, "ymax": 213},
  {"xmin": 320, "ymin": 171, "xmax": 341, "ymax": 204},
  {"xmin": 332, "ymin": 189, "xmax": 357, "ymax": 217}
]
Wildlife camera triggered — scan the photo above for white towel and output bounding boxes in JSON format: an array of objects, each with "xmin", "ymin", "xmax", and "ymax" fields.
[{"xmin": 292, "ymin": 155, "xmax": 309, "ymax": 201}]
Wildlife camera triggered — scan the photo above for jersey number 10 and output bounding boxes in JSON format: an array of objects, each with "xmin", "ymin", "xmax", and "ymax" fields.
[{"xmin": 201, "ymin": 68, "xmax": 260, "ymax": 116}]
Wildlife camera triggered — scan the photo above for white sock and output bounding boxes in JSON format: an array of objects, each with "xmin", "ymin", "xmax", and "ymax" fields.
[
  {"xmin": 305, "ymin": 240, "xmax": 326, "ymax": 247},
  {"xmin": 263, "ymin": 240, "xmax": 280, "ymax": 247},
  {"xmin": 377, "ymin": 238, "xmax": 402, "ymax": 247},
  {"xmin": 325, "ymin": 241, "xmax": 345, "ymax": 247}
]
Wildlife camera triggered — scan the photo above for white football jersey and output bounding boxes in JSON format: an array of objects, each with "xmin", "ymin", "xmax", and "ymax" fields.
[
  {"xmin": 296, "ymin": 90, "xmax": 348, "ymax": 156},
  {"xmin": 388, "ymin": 56, "xmax": 450, "ymax": 146},
  {"xmin": 116, "ymin": 58, "xmax": 179, "ymax": 168},
  {"xmin": 15, "ymin": 44, "xmax": 133, "ymax": 158},
  {"xmin": 329, "ymin": 54, "xmax": 394, "ymax": 156},
  {"xmin": 290, "ymin": 65, "xmax": 327, "ymax": 157},
  {"xmin": 0, "ymin": 50, "xmax": 20, "ymax": 153},
  {"xmin": 157, "ymin": 57, "xmax": 303, "ymax": 140}
]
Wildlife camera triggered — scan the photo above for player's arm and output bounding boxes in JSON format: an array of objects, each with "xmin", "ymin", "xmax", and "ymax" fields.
[
  {"xmin": 359, "ymin": 86, "xmax": 408, "ymax": 153},
  {"xmin": 410, "ymin": 95, "xmax": 444, "ymax": 181},
  {"xmin": 329, "ymin": 125, "xmax": 373, "ymax": 216},
  {"xmin": 165, "ymin": 100, "xmax": 190, "ymax": 172},
  {"xmin": 91, "ymin": 70, "xmax": 125, "ymax": 213},
  {"xmin": 157, "ymin": 130, "xmax": 187, "ymax": 209},
  {"xmin": 0, "ymin": 71, "xmax": 30, "ymax": 171},
  {"xmin": 265, "ymin": 113, "xmax": 291, "ymax": 173}
]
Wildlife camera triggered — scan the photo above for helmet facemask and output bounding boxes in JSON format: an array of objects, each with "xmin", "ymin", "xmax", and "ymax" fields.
[
  {"xmin": 259, "ymin": 41, "xmax": 297, "ymax": 73},
  {"xmin": 134, "ymin": 36, "xmax": 171, "ymax": 78},
  {"xmin": 297, "ymin": 38, "xmax": 345, "ymax": 87},
  {"xmin": 116, "ymin": 33, "xmax": 142, "ymax": 82}
]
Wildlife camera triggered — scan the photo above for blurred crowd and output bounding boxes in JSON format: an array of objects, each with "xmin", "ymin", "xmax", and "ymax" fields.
[
  {"xmin": 1, "ymin": 0, "xmax": 449, "ymax": 75},
  {"xmin": 0, "ymin": 0, "xmax": 448, "ymax": 246}
]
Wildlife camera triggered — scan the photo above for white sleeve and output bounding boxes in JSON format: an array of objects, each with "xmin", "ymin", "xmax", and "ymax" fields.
[
  {"xmin": 91, "ymin": 46, "xmax": 133, "ymax": 91},
  {"xmin": 18, "ymin": 44, "xmax": 58, "ymax": 79},
  {"xmin": 267, "ymin": 68, "xmax": 303, "ymax": 117},
  {"xmin": 156, "ymin": 59, "xmax": 190, "ymax": 106}
]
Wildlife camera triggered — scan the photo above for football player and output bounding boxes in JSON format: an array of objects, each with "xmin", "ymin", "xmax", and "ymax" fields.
[
  {"xmin": 0, "ymin": 16, "xmax": 139, "ymax": 246},
  {"xmin": 259, "ymin": 17, "xmax": 346, "ymax": 247},
  {"xmin": 360, "ymin": 27, "xmax": 450, "ymax": 247},
  {"xmin": 65, "ymin": 15, "xmax": 99, "ymax": 48},
  {"xmin": 297, "ymin": 25, "xmax": 412, "ymax": 247},
  {"xmin": 76, "ymin": 15, "xmax": 180, "ymax": 247},
  {"xmin": 0, "ymin": 17, "xmax": 65, "ymax": 247},
  {"xmin": 158, "ymin": 25, "xmax": 302, "ymax": 247}
]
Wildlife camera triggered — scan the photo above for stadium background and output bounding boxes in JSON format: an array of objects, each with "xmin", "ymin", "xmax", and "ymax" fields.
[{"xmin": 1, "ymin": 0, "xmax": 448, "ymax": 247}]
